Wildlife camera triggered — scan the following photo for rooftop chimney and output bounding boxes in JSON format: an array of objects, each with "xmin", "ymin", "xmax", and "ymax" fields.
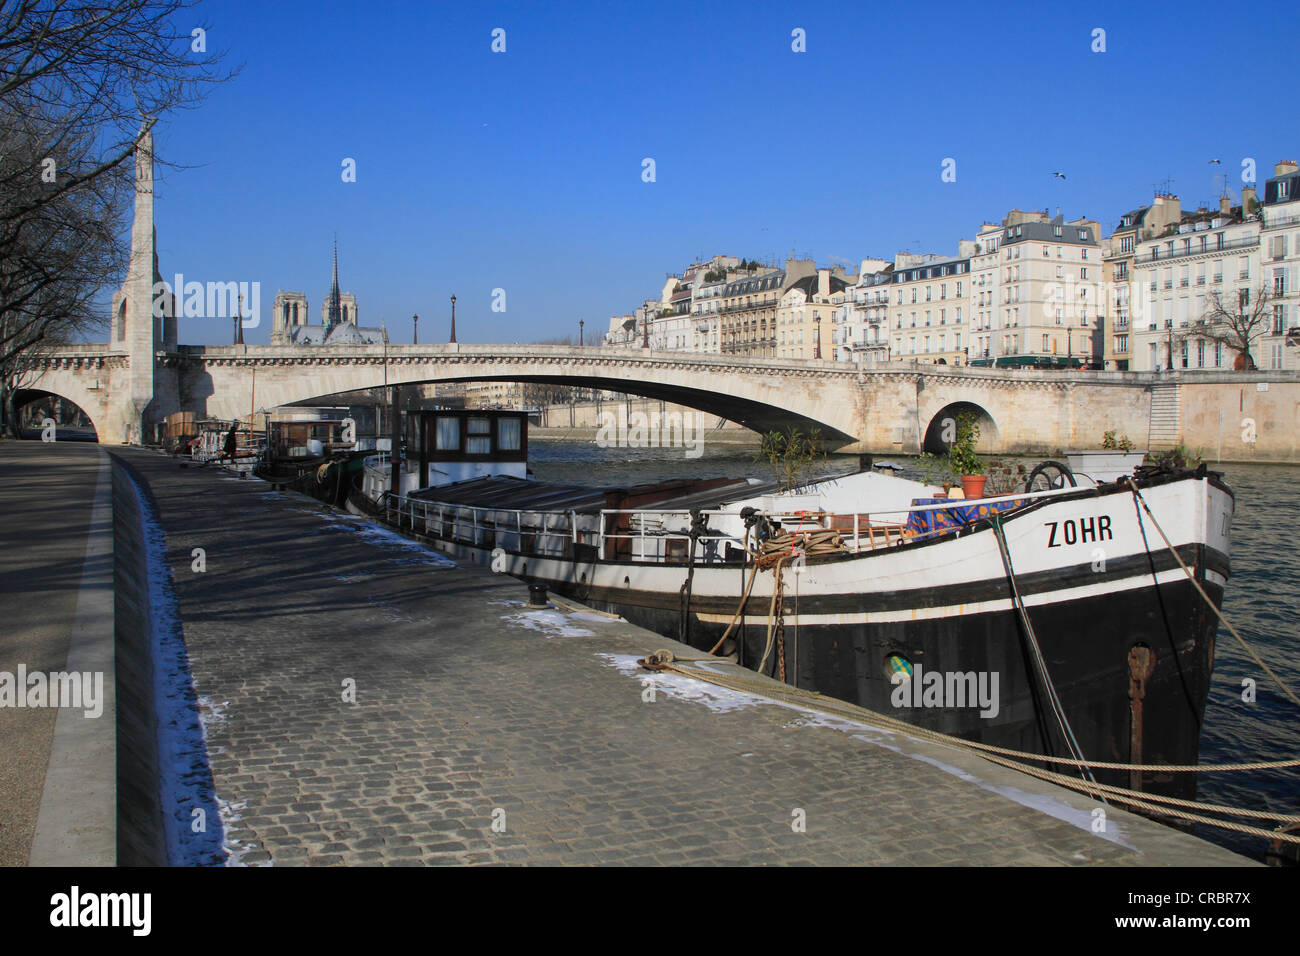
[{"xmin": 1275, "ymin": 160, "xmax": 1298, "ymax": 176}]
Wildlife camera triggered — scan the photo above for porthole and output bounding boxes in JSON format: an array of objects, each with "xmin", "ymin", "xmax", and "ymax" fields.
[{"xmin": 884, "ymin": 653, "xmax": 913, "ymax": 682}]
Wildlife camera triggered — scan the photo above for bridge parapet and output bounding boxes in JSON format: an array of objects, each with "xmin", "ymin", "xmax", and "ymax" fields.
[{"xmin": 21, "ymin": 341, "xmax": 1300, "ymax": 460}]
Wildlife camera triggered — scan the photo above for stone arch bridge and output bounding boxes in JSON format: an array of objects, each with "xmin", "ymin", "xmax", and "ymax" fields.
[{"xmin": 22, "ymin": 342, "xmax": 1169, "ymax": 455}]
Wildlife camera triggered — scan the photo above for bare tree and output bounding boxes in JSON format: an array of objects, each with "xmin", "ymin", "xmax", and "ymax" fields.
[
  {"xmin": 0, "ymin": 0, "xmax": 234, "ymax": 235},
  {"xmin": 0, "ymin": 0, "xmax": 235, "ymax": 432},
  {"xmin": 1176, "ymin": 284, "xmax": 1274, "ymax": 370}
]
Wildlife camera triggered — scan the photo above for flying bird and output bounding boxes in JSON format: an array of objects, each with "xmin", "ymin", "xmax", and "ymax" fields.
[
  {"xmin": 1209, "ymin": 158, "xmax": 1221, "ymax": 165},
  {"xmin": 1053, "ymin": 172, "xmax": 1066, "ymax": 180}
]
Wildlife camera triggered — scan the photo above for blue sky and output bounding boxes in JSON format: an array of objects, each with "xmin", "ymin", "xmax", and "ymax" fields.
[{"xmin": 145, "ymin": 0, "xmax": 1300, "ymax": 346}]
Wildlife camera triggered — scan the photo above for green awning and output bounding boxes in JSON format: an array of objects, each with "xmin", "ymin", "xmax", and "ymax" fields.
[{"xmin": 992, "ymin": 355, "xmax": 1085, "ymax": 369}]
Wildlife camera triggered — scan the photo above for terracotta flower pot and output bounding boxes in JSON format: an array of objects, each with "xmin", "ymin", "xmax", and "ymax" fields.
[{"xmin": 961, "ymin": 475, "xmax": 987, "ymax": 499}]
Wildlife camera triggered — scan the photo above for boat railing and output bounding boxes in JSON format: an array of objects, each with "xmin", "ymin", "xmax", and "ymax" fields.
[{"xmin": 384, "ymin": 485, "xmax": 1079, "ymax": 564}]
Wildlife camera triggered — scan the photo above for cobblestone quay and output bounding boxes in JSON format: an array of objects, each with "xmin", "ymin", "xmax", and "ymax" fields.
[{"xmin": 114, "ymin": 447, "xmax": 1250, "ymax": 866}]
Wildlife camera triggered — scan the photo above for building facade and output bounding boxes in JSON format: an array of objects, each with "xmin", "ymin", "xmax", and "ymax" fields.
[
  {"xmin": 1259, "ymin": 160, "xmax": 1300, "ymax": 370},
  {"xmin": 888, "ymin": 247, "xmax": 973, "ymax": 366},
  {"xmin": 1130, "ymin": 200, "xmax": 1259, "ymax": 371},
  {"xmin": 1101, "ymin": 195, "xmax": 1185, "ymax": 369},
  {"xmin": 831, "ymin": 259, "xmax": 892, "ymax": 364},
  {"xmin": 776, "ymin": 269, "xmax": 850, "ymax": 359}
]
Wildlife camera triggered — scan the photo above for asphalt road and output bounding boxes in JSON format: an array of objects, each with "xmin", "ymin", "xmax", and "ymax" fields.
[{"xmin": 0, "ymin": 440, "xmax": 103, "ymax": 866}]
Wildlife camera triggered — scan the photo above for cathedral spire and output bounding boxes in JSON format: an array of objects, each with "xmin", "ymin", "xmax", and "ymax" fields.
[{"xmin": 326, "ymin": 237, "xmax": 342, "ymax": 333}]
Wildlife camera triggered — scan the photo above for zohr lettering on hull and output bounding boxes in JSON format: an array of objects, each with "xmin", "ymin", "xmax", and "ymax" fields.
[
  {"xmin": 1046, "ymin": 514, "xmax": 1113, "ymax": 548},
  {"xmin": 889, "ymin": 663, "xmax": 1000, "ymax": 718}
]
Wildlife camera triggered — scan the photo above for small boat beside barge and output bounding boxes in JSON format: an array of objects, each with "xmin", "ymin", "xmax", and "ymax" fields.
[{"xmin": 365, "ymin": 410, "xmax": 1234, "ymax": 799}]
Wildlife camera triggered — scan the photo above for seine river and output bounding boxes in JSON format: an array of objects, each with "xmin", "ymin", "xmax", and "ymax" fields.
[{"xmin": 529, "ymin": 439, "xmax": 1300, "ymax": 862}]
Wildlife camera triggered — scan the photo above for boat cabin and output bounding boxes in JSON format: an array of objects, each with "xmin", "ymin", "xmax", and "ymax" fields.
[
  {"xmin": 409, "ymin": 409, "xmax": 529, "ymax": 488},
  {"xmin": 266, "ymin": 418, "xmax": 354, "ymax": 459}
]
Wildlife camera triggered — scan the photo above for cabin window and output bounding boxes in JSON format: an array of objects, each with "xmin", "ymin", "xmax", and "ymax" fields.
[
  {"xmin": 498, "ymin": 417, "xmax": 522, "ymax": 450},
  {"xmin": 467, "ymin": 417, "xmax": 491, "ymax": 455},
  {"xmin": 435, "ymin": 416, "xmax": 460, "ymax": 450}
]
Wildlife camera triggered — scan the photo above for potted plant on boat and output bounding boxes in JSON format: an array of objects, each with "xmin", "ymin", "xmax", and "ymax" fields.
[
  {"xmin": 1066, "ymin": 430, "xmax": 1147, "ymax": 483},
  {"xmin": 949, "ymin": 412, "xmax": 986, "ymax": 499}
]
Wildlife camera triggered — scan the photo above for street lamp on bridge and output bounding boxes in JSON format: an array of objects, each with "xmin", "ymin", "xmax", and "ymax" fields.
[{"xmin": 413, "ymin": 313, "xmax": 418, "ymax": 345}]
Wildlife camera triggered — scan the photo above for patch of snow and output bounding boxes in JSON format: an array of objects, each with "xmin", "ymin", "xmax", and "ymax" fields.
[
  {"xmin": 569, "ymin": 612, "xmax": 614, "ymax": 624},
  {"xmin": 595, "ymin": 653, "xmax": 771, "ymax": 714},
  {"xmin": 217, "ymin": 797, "xmax": 270, "ymax": 867},
  {"xmin": 505, "ymin": 609, "xmax": 595, "ymax": 638},
  {"xmin": 336, "ymin": 518, "xmax": 456, "ymax": 567}
]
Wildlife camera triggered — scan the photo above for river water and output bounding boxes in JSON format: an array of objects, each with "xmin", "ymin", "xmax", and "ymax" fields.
[{"xmin": 529, "ymin": 439, "xmax": 1300, "ymax": 862}]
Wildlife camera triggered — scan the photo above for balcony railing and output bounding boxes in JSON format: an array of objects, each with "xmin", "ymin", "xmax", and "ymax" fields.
[
  {"xmin": 1263, "ymin": 209, "xmax": 1300, "ymax": 230},
  {"xmin": 1135, "ymin": 235, "xmax": 1258, "ymax": 263}
]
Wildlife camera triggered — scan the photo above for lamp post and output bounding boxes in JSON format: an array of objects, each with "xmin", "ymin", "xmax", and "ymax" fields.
[
  {"xmin": 579, "ymin": 319, "xmax": 584, "ymax": 347},
  {"xmin": 449, "ymin": 295, "xmax": 457, "ymax": 344},
  {"xmin": 413, "ymin": 313, "xmax": 418, "ymax": 345}
]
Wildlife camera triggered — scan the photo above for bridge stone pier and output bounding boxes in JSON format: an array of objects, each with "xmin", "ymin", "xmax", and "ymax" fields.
[{"xmin": 24, "ymin": 341, "xmax": 1300, "ymax": 461}]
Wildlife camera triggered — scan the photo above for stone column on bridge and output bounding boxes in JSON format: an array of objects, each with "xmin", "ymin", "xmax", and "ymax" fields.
[{"xmin": 115, "ymin": 125, "xmax": 160, "ymax": 444}]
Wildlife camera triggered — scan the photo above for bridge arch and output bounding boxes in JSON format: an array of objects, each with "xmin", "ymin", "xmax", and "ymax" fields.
[
  {"xmin": 921, "ymin": 400, "xmax": 998, "ymax": 454},
  {"xmin": 183, "ymin": 347, "xmax": 869, "ymax": 448},
  {"xmin": 10, "ymin": 387, "xmax": 101, "ymax": 441}
]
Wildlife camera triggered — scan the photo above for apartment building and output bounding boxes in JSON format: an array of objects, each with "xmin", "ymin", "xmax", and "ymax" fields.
[
  {"xmin": 967, "ymin": 222, "xmax": 1002, "ymax": 364},
  {"xmin": 1259, "ymin": 160, "xmax": 1300, "ymax": 370},
  {"xmin": 1130, "ymin": 198, "xmax": 1260, "ymax": 372},
  {"xmin": 776, "ymin": 268, "xmax": 851, "ymax": 359},
  {"xmin": 1101, "ymin": 194, "xmax": 1182, "ymax": 369},
  {"xmin": 973, "ymin": 210, "xmax": 1103, "ymax": 367},
  {"xmin": 888, "ymin": 247, "xmax": 973, "ymax": 365},
  {"xmin": 718, "ymin": 259, "xmax": 820, "ymax": 357},
  {"xmin": 831, "ymin": 259, "xmax": 892, "ymax": 364}
]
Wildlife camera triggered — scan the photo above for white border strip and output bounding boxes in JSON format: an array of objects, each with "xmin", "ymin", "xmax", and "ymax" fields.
[{"xmin": 698, "ymin": 566, "xmax": 1220, "ymax": 627}]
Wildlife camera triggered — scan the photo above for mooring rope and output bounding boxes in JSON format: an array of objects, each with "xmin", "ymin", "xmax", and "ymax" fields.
[
  {"xmin": 634, "ymin": 649, "xmax": 1300, "ymax": 844},
  {"xmin": 1125, "ymin": 477, "xmax": 1300, "ymax": 711},
  {"xmin": 990, "ymin": 515, "xmax": 1103, "ymax": 801}
]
